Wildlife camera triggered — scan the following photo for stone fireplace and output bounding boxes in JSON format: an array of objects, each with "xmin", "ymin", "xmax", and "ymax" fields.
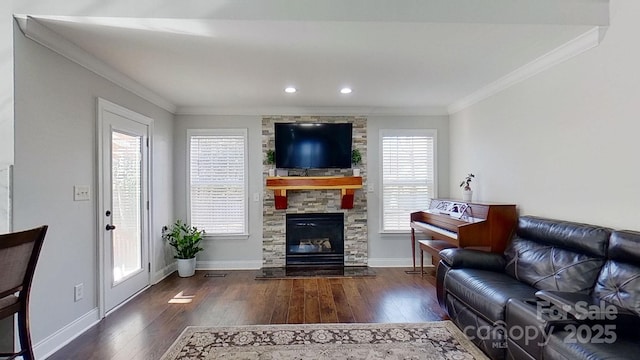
[
  {"xmin": 286, "ymin": 213, "xmax": 344, "ymax": 267},
  {"xmin": 262, "ymin": 116, "xmax": 368, "ymax": 268}
]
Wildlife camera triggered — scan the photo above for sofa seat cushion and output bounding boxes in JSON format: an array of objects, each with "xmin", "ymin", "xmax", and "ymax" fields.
[
  {"xmin": 444, "ymin": 268, "xmax": 537, "ymax": 323},
  {"xmin": 544, "ymin": 329, "xmax": 640, "ymax": 360}
]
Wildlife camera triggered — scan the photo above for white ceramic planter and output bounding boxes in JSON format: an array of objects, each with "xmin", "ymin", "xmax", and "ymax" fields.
[
  {"xmin": 462, "ymin": 190, "xmax": 473, "ymax": 202},
  {"xmin": 177, "ymin": 257, "xmax": 196, "ymax": 277},
  {"xmin": 353, "ymin": 168, "xmax": 360, "ymax": 176},
  {"xmin": 268, "ymin": 168, "xmax": 275, "ymax": 177}
]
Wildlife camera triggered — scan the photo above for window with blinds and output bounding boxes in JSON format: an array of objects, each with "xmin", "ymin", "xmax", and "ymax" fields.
[
  {"xmin": 188, "ymin": 129, "xmax": 248, "ymax": 235},
  {"xmin": 381, "ymin": 130, "xmax": 436, "ymax": 232}
]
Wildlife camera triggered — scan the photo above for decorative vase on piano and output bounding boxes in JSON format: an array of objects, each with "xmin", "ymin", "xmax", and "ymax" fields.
[{"xmin": 459, "ymin": 173, "xmax": 475, "ymax": 202}]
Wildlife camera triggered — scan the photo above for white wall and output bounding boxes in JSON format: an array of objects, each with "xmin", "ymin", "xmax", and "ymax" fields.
[
  {"xmin": 152, "ymin": 106, "xmax": 176, "ymax": 278},
  {"xmin": 4, "ymin": 0, "xmax": 195, "ymax": 240},
  {"xmin": 1, "ymin": 7, "xmax": 15, "ymax": 235},
  {"xmin": 173, "ymin": 114, "xmax": 263, "ymax": 268},
  {"xmin": 13, "ymin": 26, "xmax": 174, "ymax": 352},
  {"xmin": 366, "ymin": 115, "xmax": 450, "ymax": 266},
  {"xmin": 449, "ymin": 0, "xmax": 640, "ymax": 230},
  {"xmin": 1, "ymin": 3, "xmax": 14, "ymax": 172}
]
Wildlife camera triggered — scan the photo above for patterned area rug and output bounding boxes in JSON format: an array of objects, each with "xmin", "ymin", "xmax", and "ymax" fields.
[{"xmin": 160, "ymin": 321, "xmax": 488, "ymax": 360}]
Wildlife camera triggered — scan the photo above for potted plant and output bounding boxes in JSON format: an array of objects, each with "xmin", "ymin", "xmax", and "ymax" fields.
[
  {"xmin": 163, "ymin": 219, "xmax": 204, "ymax": 277},
  {"xmin": 459, "ymin": 173, "xmax": 475, "ymax": 202},
  {"xmin": 351, "ymin": 148, "xmax": 362, "ymax": 176},
  {"xmin": 265, "ymin": 149, "xmax": 276, "ymax": 176}
]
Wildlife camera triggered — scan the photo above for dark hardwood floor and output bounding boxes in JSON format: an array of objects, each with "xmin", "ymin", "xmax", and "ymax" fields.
[{"xmin": 48, "ymin": 267, "xmax": 446, "ymax": 360}]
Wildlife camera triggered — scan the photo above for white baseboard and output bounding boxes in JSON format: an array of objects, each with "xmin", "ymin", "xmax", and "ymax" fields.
[
  {"xmin": 196, "ymin": 259, "xmax": 429, "ymax": 269},
  {"xmin": 197, "ymin": 259, "xmax": 425, "ymax": 269},
  {"xmin": 368, "ymin": 257, "xmax": 433, "ymax": 267},
  {"xmin": 152, "ymin": 262, "xmax": 177, "ymax": 284},
  {"xmin": 196, "ymin": 260, "xmax": 262, "ymax": 270},
  {"xmin": 35, "ymin": 308, "xmax": 100, "ymax": 360}
]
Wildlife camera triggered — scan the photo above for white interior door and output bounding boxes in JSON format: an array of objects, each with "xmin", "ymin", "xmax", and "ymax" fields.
[{"xmin": 98, "ymin": 99, "xmax": 151, "ymax": 314}]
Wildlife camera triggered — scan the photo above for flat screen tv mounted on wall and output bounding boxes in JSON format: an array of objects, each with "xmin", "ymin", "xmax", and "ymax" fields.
[{"xmin": 274, "ymin": 123, "xmax": 353, "ymax": 169}]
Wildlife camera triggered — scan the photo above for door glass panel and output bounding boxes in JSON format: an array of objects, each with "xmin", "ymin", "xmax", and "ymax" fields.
[{"xmin": 111, "ymin": 131, "xmax": 142, "ymax": 284}]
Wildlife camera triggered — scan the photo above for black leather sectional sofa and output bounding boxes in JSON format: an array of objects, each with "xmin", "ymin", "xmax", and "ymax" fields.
[{"xmin": 436, "ymin": 216, "xmax": 640, "ymax": 360}]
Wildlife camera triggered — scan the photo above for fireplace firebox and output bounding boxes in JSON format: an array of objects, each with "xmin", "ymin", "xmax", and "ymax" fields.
[{"xmin": 286, "ymin": 213, "xmax": 344, "ymax": 267}]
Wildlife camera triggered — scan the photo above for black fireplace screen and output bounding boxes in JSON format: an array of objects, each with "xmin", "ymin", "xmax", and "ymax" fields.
[{"xmin": 286, "ymin": 213, "xmax": 344, "ymax": 266}]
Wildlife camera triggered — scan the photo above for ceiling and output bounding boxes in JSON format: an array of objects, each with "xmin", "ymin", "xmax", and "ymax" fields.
[{"xmin": 20, "ymin": 1, "xmax": 607, "ymax": 115}]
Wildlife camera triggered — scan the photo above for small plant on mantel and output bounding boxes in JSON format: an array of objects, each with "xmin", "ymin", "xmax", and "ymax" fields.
[
  {"xmin": 351, "ymin": 149, "xmax": 362, "ymax": 176},
  {"xmin": 265, "ymin": 149, "xmax": 276, "ymax": 176},
  {"xmin": 351, "ymin": 149, "xmax": 362, "ymax": 166},
  {"xmin": 265, "ymin": 149, "xmax": 275, "ymax": 165}
]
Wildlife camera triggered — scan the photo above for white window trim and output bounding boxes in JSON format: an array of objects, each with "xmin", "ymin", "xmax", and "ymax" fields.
[
  {"xmin": 379, "ymin": 128, "xmax": 438, "ymax": 234},
  {"xmin": 186, "ymin": 128, "xmax": 249, "ymax": 237}
]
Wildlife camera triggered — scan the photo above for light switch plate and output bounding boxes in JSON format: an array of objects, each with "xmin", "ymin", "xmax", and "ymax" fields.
[{"xmin": 74, "ymin": 185, "xmax": 90, "ymax": 201}]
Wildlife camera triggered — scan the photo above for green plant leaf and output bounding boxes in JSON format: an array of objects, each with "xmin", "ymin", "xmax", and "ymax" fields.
[
  {"xmin": 351, "ymin": 149, "xmax": 362, "ymax": 165},
  {"xmin": 265, "ymin": 149, "xmax": 276, "ymax": 165},
  {"xmin": 162, "ymin": 219, "xmax": 205, "ymax": 259}
]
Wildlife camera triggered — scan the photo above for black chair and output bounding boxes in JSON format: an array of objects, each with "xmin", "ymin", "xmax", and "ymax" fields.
[{"xmin": 0, "ymin": 226, "xmax": 48, "ymax": 360}]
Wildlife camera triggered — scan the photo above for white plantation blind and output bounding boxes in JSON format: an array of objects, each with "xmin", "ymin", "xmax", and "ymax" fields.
[
  {"xmin": 381, "ymin": 130, "xmax": 436, "ymax": 231},
  {"xmin": 188, "ymin": 129, "xmax": 247, "ymax": 235}
]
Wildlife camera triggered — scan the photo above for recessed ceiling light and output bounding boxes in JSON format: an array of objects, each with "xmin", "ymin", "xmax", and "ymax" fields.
[
  {"xmin": 340, "ymin": 87, "xmax": 352, "ymax": 94},
  {"xmin": 284, "ymin": 87, "xmax": 297, "ymax": 93}
]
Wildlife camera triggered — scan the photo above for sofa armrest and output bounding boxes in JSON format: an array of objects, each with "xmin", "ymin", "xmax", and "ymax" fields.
[
  {"xmin": 507, "ymin": 298, "xmax": 579, "ymax": 332},
  {"xmin": 438, "ymin": 248, "xmax": 506, "ymax": 271},
  {"xmin": 535, "ymin": 290, "xmax": 638, "ymax": 324}
]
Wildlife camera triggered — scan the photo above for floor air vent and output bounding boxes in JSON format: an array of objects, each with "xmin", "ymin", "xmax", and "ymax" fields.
[{"xmin": 204, "ymin": 273, "xmax": 227, "ymax": 278}]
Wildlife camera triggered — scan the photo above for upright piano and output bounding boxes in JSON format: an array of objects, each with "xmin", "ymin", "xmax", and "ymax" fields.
[{"xmin": 410, "ymin": 199, "xmax": 517, "ymax": 274}]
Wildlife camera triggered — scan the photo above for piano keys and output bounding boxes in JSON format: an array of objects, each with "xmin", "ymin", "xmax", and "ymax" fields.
[{"xmin": 410, "ymin": 199, "xmax": 517, "ymax": 275}]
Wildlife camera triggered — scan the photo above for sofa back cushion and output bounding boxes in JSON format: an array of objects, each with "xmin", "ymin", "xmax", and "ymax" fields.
[
  {"xmin": 593, "ymin": 230, "xmax": 640, "ymax": 316},
  {"xmin": 504, "ymin": 216, "xmax": 611, "ymax": 293}
]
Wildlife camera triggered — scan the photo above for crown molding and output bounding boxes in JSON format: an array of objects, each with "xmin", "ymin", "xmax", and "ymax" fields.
[
  {"xmin": 175, "ymin": 106, "xmax": 449, "ymax": 116},
  {"xmin": 448, "ymin": 26, "xmax": 605, "ymax": 114},
  {"xmin": 15, "ymin": 15, "xmax": 605, "ymax": 118},
  {"xmin": 14, "ymin": 15, "xmax": 177, "ymax": 114}
]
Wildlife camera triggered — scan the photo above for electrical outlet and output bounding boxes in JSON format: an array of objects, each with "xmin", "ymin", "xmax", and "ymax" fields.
[
  {"xmin": 74, "ymin": 283, "xmax": 84, "ymax": 302},
  {"xmin": 74, "ymin": 185, "xmax": 90, "ymax": 201},
  {"xmin": 367, "ymin": 184, "xmax": 375, "ymax": 192},
  {"xmin": 253, "ymin": 192, "xmax": 260, "ymax": 202}
]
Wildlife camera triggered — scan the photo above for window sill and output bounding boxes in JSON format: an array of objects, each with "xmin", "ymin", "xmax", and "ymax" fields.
[
  {"xmin": 203, "ymin": 233, "xmax": 250, "ymax": 240},
  {"xmin": 379, "ymin": 231, "xmax": 411, "ymax": 237}
]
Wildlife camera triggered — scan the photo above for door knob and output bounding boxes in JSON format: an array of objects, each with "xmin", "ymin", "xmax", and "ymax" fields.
[{"xmin": 105, "ymin": 224, "xmax": 116, "ymax": 231}]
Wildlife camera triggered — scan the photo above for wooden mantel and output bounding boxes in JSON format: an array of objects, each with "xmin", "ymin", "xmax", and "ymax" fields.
[{"xmin": 266, "ymin": 176, "xmax": 363, "ymax": 210}]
